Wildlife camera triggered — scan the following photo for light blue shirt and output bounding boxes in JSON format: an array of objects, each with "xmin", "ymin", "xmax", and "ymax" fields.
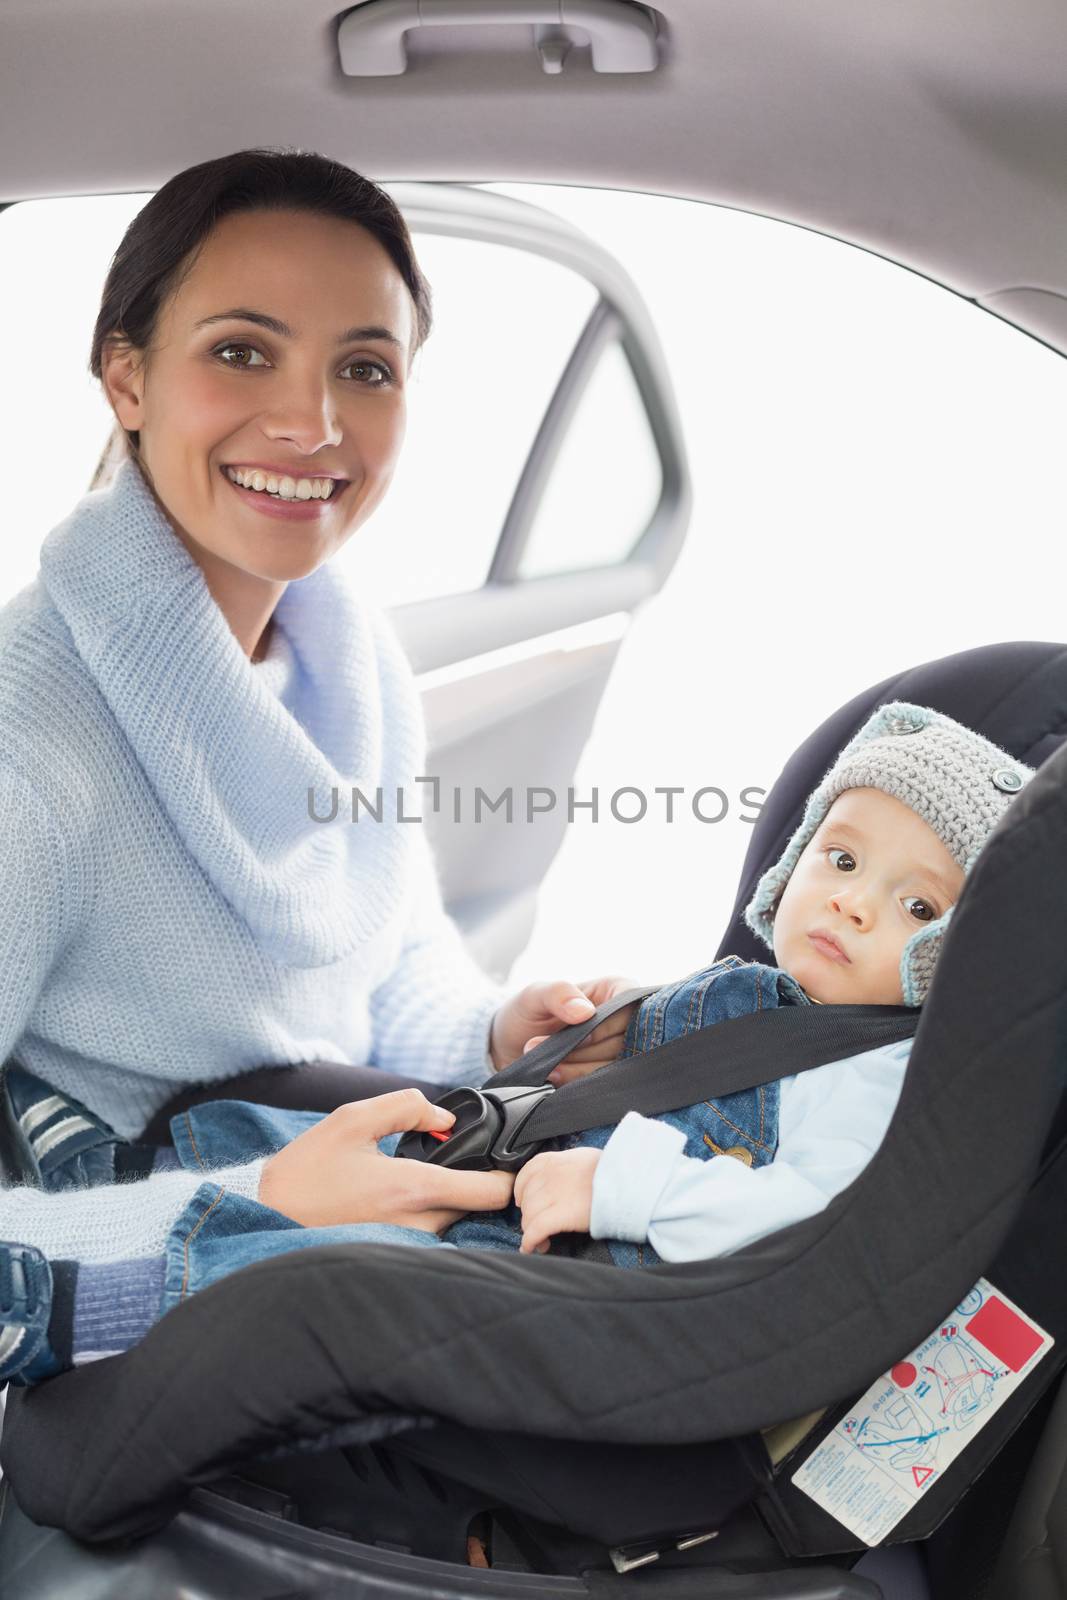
[{"xmin": 590, "ymin": 1037, "xmax": 912, "ymax": 1260}]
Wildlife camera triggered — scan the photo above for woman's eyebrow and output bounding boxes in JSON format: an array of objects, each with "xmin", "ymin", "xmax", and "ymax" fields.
[{"xmin": 193, "ymin": 307, "xmax": 404, "ymax": 349}]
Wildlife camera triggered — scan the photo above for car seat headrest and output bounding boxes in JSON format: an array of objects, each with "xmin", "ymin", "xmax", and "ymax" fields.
[{"xmin": 717, "ymin": 640, "xmax": 1067, "ymax": 965}]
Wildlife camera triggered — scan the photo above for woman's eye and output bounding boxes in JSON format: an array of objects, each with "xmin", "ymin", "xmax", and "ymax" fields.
[
  {"xmin": 341, "ymin": 359, "xmax": 392, "ymax": 386},
  {"xmin": 904, "ymin": 896, "xmax": 937, "ymax": 923},
  {"xmin": 826, "ymin": 848, "xmax": 856, "ymax": 872},
  {"xmin": 214, "ymin": 343, "xmax": 268, "ymax": 368}
]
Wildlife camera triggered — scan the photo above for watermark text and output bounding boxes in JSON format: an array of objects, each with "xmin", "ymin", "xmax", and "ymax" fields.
[{"xmin": 306, "ymin": 777, "xmax": 766, "ymax": 826}]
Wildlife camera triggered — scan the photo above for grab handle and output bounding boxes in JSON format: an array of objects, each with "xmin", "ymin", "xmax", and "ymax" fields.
[{"xmin": 338, "ymin": 0, "xmax": 659, "ymax": 76}]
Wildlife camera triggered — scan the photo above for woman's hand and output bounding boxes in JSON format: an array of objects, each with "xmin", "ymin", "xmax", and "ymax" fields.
[
  {"xmin": 514, "ymin": 1148, "xmax": 602, "ymax": 1254},
  {"xmin": 489, "ymin": 975, "xmax": 642, "ymax": 1085},
  {"xmin": 258, "ymin": 1089, "xmax": 515, "ymax": 1233}
]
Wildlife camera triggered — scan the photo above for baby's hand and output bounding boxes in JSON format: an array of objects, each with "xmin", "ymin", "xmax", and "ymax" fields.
[{"xmin": 514, "ymin": 1148, "xmax": 602, "ymax": 1255}]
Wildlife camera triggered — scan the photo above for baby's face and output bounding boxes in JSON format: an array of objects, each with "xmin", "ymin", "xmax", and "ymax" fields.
[{"xmin": 771, "ymin": 787, "xmax": 965, "ymax": 1005}]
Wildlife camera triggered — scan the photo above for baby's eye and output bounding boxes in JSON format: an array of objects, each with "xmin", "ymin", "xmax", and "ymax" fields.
[
  {"xmin": 903, "ymin": 896, "xmax": 937, "ymax": 923},
  {"xmin": 826, "ymin": 848, "xmax": 856, "ymax": 872}
]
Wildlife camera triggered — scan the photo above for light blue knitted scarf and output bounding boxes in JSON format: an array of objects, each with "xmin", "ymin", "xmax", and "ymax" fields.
[{"xmin": 37, "ymin": 458, "xmax": 424, "ymax": 970}]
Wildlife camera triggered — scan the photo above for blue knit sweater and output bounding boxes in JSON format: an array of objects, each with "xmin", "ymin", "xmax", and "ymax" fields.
[{"xmin": 0, "ymin": 458, "xmax": 506, "ymax": 1258}]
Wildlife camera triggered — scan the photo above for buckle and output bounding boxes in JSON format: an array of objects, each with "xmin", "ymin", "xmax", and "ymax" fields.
[{"xmin": 393, "ymin": 1084, "xmax": 556, "ymax": 1172}]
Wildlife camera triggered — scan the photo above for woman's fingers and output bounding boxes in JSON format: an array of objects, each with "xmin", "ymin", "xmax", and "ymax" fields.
[
  {"xmin": 334, "ymin": 1088, "xmax": 455, "ymax": 1143},
  {"xmin": 424, "ymin": 1164, "xmax": 515, "ymax": 1215},
  {"xmin": 578, "ymin": 975, "xmax": 642, "ymax": 1004},
  {"xmin": 524, "ymin": 1011, "xmax": 631, "ymax": 1058},
  {"xmin": 565, "ymin": 1022, "xmax": 631, "ymax": 1057},
  {"xmin": 518, "ymin": 978, "xmax": 643, "ymax": 1082},
  {"xmin": 549, "ymin": 1004, "xmax": 640, "ymax": 1084},
  {"xmin": 544, "ymin": 981, "xmax": 597, "ymax": 1023},
  {"xmin": 526, "ymin": 1015, "xmax": 627, "ymax": 1055},
  {"xmin": 549, "ymin": 1062, "xmax": 597, "ymax": 1086}
]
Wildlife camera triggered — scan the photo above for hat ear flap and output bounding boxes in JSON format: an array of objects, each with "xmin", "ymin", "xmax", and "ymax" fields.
[
  {"xmin": 900, "ymin": 906, "xmax": 953, "ymax": 1007},
  {"xmin": 901, "ymin": 843, "xmax": 977, "ymax": 1006},
  {"xmin": 743, "ymin": 790, "xmax": 835, "ymax": 949}
]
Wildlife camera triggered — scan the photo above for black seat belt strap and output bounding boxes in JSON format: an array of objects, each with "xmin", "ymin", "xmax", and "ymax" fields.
[
  {"xmin": 488, "ymin": 985, "xmax": 659, "ymax": 1090},
  {"xmin": 488, "ymin": 989, "xmax": 919, "ymax": 1146}
]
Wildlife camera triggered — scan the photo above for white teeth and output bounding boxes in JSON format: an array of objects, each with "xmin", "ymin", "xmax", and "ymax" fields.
[{"xmin": 225, "ymin": 466, "xmax": 337, "ymax": 500}]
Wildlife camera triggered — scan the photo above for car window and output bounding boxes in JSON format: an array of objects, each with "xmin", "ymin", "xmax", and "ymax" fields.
[
  {"xmin": 0, "ymin": 195, "xmax": 146, "ymax": 604},
  {"xmin": 478, "ymin": 183, "xmax": 1067, "ymax": 984},
  {"xmin": 516, "ymin": 339, "xmax": 663, "ymax": 580}
]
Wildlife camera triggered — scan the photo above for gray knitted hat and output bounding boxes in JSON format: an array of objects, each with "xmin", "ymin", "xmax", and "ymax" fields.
[{"xmin": 743, "ymin": 701, "xmax": 1034, "ymax": 1006}]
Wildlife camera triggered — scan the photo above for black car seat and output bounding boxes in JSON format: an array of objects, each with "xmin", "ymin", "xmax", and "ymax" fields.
[
  {"xmin": 988, "ymin": 1360, "xmax": 1067, "ymax": 1596},
  {"xmin": 0, "ymin": 638, "xmax": 1065, "ymax": 1600}
]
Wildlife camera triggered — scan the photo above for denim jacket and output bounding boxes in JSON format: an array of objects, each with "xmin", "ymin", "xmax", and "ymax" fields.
[
  {"xmin": 573, "ymin": 954, "xmax": 808, "ymax": 1163},
  {"xmin": 445, "ymin": 956, "xmax": 810, "ymax": 1266}
]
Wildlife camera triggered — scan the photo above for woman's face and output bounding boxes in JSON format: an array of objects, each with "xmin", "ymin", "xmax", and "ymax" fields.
[{"xmin": 103, "ymin": 207, "xmax": 415, "ymax": 584}]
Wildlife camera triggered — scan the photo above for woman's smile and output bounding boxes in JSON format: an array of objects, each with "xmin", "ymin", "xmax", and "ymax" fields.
[{"xmin": 219, "ymin": 463, "xmax": 353, "ymax": 523}]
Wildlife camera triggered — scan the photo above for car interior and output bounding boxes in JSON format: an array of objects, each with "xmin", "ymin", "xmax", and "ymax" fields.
[{"xmin": 1, "ymin": 2, "xmax": 1066, "ymax": 1597}]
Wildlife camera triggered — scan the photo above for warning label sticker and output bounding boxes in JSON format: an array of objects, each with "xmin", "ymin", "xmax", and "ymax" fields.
[{"xmin": 791, "ymin": 1278, "xmax": 1053, "ymax": 1546}]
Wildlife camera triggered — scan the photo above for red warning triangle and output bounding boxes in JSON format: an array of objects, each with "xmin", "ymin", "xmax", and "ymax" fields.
[{"xmin": 912, "ymin": 1465, "xmax": 935, "ymax": 1488}]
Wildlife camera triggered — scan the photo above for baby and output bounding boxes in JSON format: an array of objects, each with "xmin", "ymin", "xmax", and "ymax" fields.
[
  {"xmin": 1, "ymin": 702, "xmax": 1035, "ymax": 1380},
  {"xmin": 396, "ymin": 698, "xmax": 1034, "ymax": 1264}
]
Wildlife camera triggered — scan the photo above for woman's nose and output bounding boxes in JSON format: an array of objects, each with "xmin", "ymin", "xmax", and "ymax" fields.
[{"xmin": 260, "ymin": 379, "xmax": 343, "ymax": 455}]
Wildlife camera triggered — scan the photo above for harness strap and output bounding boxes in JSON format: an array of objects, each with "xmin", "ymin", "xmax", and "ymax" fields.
[{"xmin": 486, "ymin": 988, "xmax": 919, "ymax": 1145}]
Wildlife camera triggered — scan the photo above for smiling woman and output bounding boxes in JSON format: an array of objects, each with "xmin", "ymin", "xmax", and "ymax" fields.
[{"xmin": 0, "ymin": 146, "xmax": 633, "ymax": 1387}]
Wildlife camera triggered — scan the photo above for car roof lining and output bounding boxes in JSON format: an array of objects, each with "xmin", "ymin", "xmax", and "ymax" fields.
[{"xmin": 3, "ymin": 0, "xmax": 1066, "ymax": 357}]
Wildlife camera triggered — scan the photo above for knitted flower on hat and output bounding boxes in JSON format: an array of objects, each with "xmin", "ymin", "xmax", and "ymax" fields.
[{"xmin": 743, "ymin": 701, "xmax": 1034, "ymax": 1006}]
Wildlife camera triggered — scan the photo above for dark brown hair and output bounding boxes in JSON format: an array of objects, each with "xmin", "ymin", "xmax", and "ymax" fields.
[{"xmin": 89, "ymin": 146, "xmax": 433, "ymax": 468}]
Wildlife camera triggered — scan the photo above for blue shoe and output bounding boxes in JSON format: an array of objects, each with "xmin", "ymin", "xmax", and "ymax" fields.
[{"xmin": 0, "ymin": 1242, "xmax": 62, "ymax": 1387}]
